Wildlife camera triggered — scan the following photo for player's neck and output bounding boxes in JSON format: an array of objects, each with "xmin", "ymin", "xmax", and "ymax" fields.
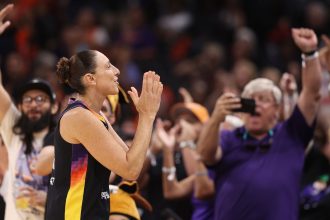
[{"xmin": 77, "ymin": 93, "xmax": 104, "ymax": 113}]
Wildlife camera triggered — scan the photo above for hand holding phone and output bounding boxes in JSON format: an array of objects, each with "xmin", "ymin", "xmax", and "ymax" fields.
[{"xmin": 232, "ymin": 98, "xmax": 256, "ymax": 115}]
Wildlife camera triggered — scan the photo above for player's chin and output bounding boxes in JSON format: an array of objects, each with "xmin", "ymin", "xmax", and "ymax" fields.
[{"xmin": 107, "ymin": 86, "xmax": 119, "ymax": 95}]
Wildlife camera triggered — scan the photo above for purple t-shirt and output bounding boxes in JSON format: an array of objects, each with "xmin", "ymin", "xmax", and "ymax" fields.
[
  {"xmin": 191, "ymin": 197, "xmax": 214, "ymax": 220},
  {"xmin": 191, "ymin": 169, "xmax": 215, "ymax": 220},
  {"xmin": 214, "ymin": 106, "xmax": 314, "ymax": 220}
]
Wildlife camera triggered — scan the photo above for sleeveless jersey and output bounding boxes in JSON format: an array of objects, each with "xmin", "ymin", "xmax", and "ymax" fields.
[{"xmin": 45, "ymin": 101, "xmax": 111, "ymax": 220}]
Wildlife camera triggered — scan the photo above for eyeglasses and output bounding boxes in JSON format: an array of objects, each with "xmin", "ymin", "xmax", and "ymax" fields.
[
  {"xmin": 252, "ymin": 95, "xmax": 276, "ymax": 107},
  {"xmin": 22, "ymin": 95, "xmax": 49, "ymax": 105}
]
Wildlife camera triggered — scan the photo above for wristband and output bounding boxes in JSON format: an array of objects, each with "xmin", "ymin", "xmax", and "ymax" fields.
[
  {"xmin": 179, "ymin": 140, "xmax": 196, "ymax": 150},
  {"xmin": 301, "ymin": 51, "xmax": 319, "ymax": 68},
  {"xmin": 162, "ymin": 166, "xmax": 176, "ymax": 173},
  {"xmin": 301, "ymin": 51, "xmax": 319, "ymax": 60},
  {"xmin": 162, "ymin": 166, "xmax": 176, "ymax": 181}
]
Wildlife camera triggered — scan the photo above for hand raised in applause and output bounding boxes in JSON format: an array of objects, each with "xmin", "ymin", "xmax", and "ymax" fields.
[
  {"xmin": 280, "ymin": 73, "xmax": 297, "ymax": 96},
  {"xmin": 128, "ymin": 71, "xmax": 163, "ymax": 119},
  {"xmin": 156, "ymin": 119, "xmax": 180, "ymax": 150}
]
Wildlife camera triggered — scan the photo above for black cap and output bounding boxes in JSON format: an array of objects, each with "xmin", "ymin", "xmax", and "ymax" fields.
[{"xmin": 17, "ymin": 79, "xmax": 56, "ymax": 103}]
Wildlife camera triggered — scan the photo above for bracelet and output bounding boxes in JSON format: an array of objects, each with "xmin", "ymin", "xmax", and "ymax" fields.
[
  {"xmin": 301, "ymin": 51, "xmax": 319, "ymax": 68},
  {"xmin": 162, "ymin": 166, "xmax": 176, "ymax": 173},
  {"xmin": 301, "ymin": 51, "xmax": 319, "ymax": 61},
  {"xmin": 195, "ymin": 171, "xmax": 208, "ymax": 176},
  {"xmin": 162, "ymin": 166, "xmax": 176, "ymax": 181},
  {"xmin": 179, "ymin": 140, "xmax": 196, "ymax": 150}
]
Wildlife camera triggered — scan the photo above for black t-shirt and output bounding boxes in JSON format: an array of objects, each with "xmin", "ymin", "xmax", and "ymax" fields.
[
  {"xmin": 43, "ymin": 132, "xmax": 54, "ymax": 147},
  {"xmin": 142, "ymin": 151, "xmax": 193, "ymax": 220}
]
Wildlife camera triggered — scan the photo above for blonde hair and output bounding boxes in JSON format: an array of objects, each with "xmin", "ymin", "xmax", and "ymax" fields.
[{"xmin": 241, "ymin": 78, "xmax": 282, "ymax": 105}]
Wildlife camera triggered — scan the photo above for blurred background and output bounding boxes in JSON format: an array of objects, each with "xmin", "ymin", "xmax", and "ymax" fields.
[
  {"xmin": 1, "ymin": 1, "xmax": 330, "ymax": 220},
  {"xmin": 0, "ymin": 0, "xmax": 330, "ymax": 133}
]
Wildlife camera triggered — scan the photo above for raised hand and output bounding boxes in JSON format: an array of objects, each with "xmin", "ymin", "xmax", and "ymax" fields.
[
  {"xmin": 0, "ymin": 4, "xmax": 14, "ymax": 35},
  {"xmin": 291, "ymin": 28, "xmax": 318, "ymax": 53},
  {"xmin": 211, "ymin": 93, "xmax": 241, "ymax": 123},
  {"xmin": 280, "ymin": 73, "xmax": 297, "ymax": 96},
  {"xmin": 156, "ymin": 119, "xmax": 179, "ymax": 150},
  {"xmin": 178, "ymin": 87, "xmax": 193, "ymax": 103},
  {"xmin": 150, "ymin": 119, "xmax": 171, "ymax": 154},
  {"xmin": 176, "ymin": 119, "xmax": 198, "ymax": 142},
  {"xmin": 127, "ymin": 71, "xmax": 163, "ymax": 119}
]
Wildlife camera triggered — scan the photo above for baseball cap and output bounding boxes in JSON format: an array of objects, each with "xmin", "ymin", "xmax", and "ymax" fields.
[
  {"xmin": 170, "ymin": 102, "xmax": 209, "ymax": 123},
  {"xmin": 17, "ymin": 78, "xmax": 56, "ymax": 103}
]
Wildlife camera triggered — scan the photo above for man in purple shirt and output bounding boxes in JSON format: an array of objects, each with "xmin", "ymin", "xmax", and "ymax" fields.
[{"xmin": 197, "ymin": 28, "xmax": 322, "ymax": 220}]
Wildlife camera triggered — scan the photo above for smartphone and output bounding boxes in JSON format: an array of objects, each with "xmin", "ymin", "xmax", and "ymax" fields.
[{"xmin": 232, "ymin": 98, "xmax": 256, "ymax": 115}]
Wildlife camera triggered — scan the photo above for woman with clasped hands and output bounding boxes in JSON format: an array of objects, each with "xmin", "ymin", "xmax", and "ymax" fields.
[{"xmin": 45, "ymin": 50, "xmax": 163, "ymax": 220}]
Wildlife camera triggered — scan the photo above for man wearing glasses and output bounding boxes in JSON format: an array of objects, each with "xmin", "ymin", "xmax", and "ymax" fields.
[
  {"xmin": 0, "ymin": 76, "xmax": 58, "ymax": 220},
  {"xmin": 0, "ymin": 4, "xmax": 55, "ymax": 219},
  {"xmin": 197, "ymin": 28, "xmax": 322, "ymax": 220}
]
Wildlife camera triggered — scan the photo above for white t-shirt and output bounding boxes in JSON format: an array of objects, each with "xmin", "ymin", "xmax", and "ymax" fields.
[{"xmin": 0, "ymin": 104, "xmax": 49, "ymax": 220}]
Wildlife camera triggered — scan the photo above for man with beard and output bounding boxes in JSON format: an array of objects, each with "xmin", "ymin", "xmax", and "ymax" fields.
[{"xmin": 0, "ymin": 74, "xmax": 58, "ymax": 220}]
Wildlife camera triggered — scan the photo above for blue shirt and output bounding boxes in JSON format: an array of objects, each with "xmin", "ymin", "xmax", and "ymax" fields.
[{"xmin": 214, "ymin": 106, "xmax": 314, "ymax": 220}]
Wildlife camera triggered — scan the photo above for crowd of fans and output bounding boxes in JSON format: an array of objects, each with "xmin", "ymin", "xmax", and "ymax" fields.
[{"xmin": 0, "ymin": 0, "xmax": 330, "ymax": 220}]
